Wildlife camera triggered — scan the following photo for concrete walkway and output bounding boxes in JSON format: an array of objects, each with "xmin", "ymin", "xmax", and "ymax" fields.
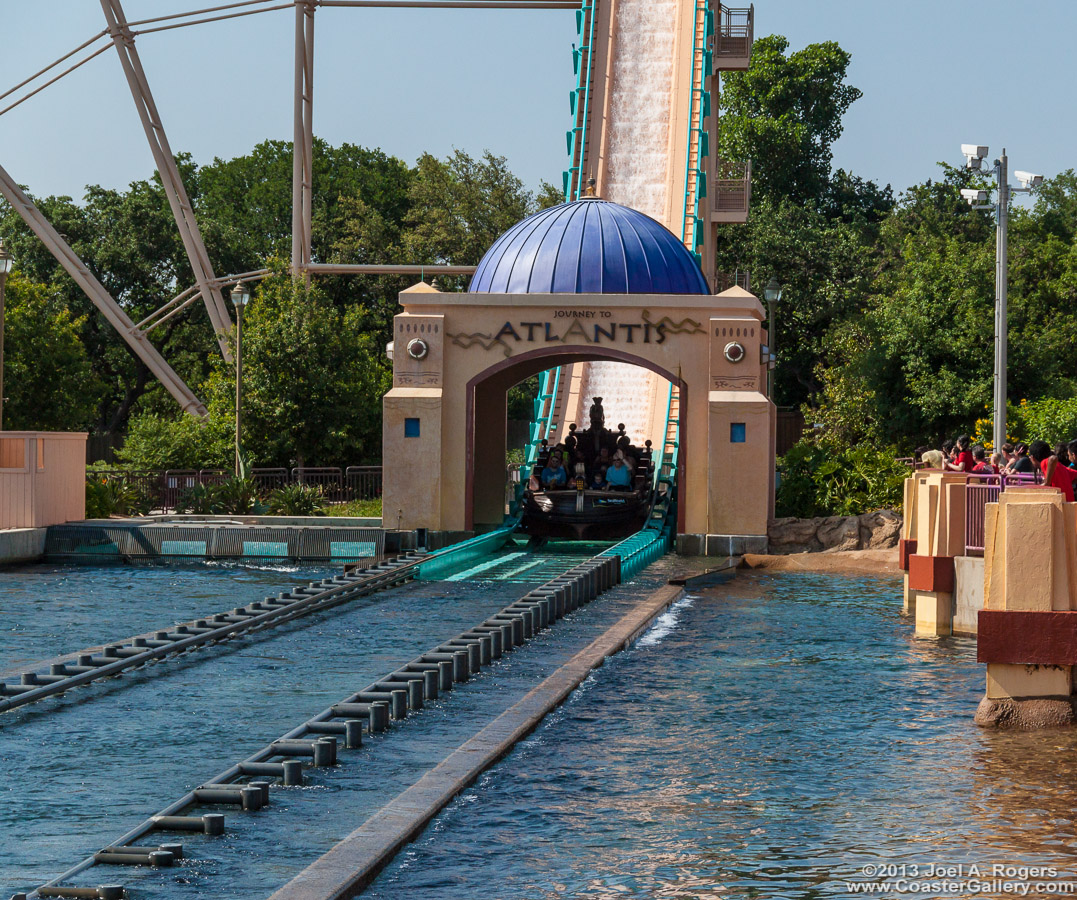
[{"xmin": 269, "ymin": 581, "xmax": 685, "ymax": 900}]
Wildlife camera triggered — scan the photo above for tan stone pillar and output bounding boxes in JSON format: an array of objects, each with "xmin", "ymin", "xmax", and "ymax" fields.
[
  {"xmin": 908, "ymin": 471, "xmax": 966, "ymax": 636},
  {"xmin": 900, "ymin": 473, "xmax": 921, "ymax": 614},
  {"xmin": 976, "ymin": 488, "xmax": 1077, "ymax": 727}
]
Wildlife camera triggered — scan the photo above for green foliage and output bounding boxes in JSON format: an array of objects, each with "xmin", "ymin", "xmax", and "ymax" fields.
[
  {"xmin": 809, "ymin": 169, "xmax": 1077, "ymax": 445},
  {"xmin": 715, "ymin": 195, "xmax": 882, "ymax": 407},
  {"xmin": 1, "ymin": 274, "xmax": 100, "ymax": 430},
  {"xmin": 715, "ymin": 36, "xmax": 892, "ymax": 410},
  {"xmin": 84, "ymin": 477, "xmax": 153, "ymax": 518},
  {"xmin": 266, "ymin": 483, "xmax": 326, "ymax": 516},
  {"xmin": 117, "ymin": 412, "xmax": 231, "ymax": 470},
  {"xmin": 719, "ymin": 35, "xmax": 867, "ymax": 206},
  {"xmin": 323, "ymin": 498, "xmax": 382, "ymax": 518},
  {"xmin": 85, "ymin": 479, "xmax": 114, "ymax": 519},
  {"xmin": 213, "ymin": 477, "xmax": 264, "ymax": 515},
  {"xmin": 402, "ymin": 150, "xmax": 537, "ymax": 290},
  {"xmin": 1008, "ymin": 398, "xmax": 1077, "ymax": 447},
  {"xmin": 175, "ymin": 483, "xmax": 219, "ymax": 515},
  {"xmin": 201, "ymin": 269, "xmax": 390, "ymax": 466},
  {"xmin": 175, "ymin": 477, "xmax": 264, "ymax": 515},
  {"xmin": 776, "ymin": 441, "xmax": 907, "ymax": 518}
]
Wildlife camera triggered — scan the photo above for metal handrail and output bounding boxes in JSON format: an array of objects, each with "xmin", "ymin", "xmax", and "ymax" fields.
[
  {"xmin": 714, "ymin": 158, "xmax": 751, "ymax": 212},
  {"xmin": 964, "ymin": 471, "xmax": 1043, "ymax": 555},
  {"xmin": 565, "ymin": 1, "xmax": 596, "ymax": 200},
  {"xmin": 87, "ymin": 466, "xmax": 384, "ymax": 512},
  {"xmin": 715, "ymin": 3, "xmax": 753, "ymax": 56}
]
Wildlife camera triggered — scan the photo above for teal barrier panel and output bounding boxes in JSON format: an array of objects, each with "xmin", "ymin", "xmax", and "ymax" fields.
[
  {"xmin": 415, "ymin": 527, "xmax": 518, "ymax": 581},
  {"xmin": 601, "ymin": 523, "xmax": 673, "ymax": 582}
]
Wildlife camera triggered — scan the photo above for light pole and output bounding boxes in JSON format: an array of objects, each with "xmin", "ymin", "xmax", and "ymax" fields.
[
  {"xmin": 0, "ymin": 240, "xmax": 12, "ymax": 431},
  {"xmin": 230, "ymin": 280, "xmax": 251, "ymax": 476},
  {"xmin": 763, "ymin": 276, "xmax": 782, "ymax": 399},
  {"xmin": 960, "ymin": 145, "xmax": 1042, "ymax": 450}
]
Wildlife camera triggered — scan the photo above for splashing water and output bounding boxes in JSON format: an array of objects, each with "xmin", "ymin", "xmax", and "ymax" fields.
[
  {"xmin": 575, "ymin": 362, "xmax": 667, "ymax": 448},
  {"xmin": 603, "ymin": 0, "xmax": 677, "ymax": 224}
]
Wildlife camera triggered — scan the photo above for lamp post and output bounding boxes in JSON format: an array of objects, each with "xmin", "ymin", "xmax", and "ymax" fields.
[
  {"xmin": 0, "ymin": 240, "xmax": 13, "ymax": 431},
  {"xmin": 230, "ymin": 280, "xmax": 251, "ymax": 476},
  {"xmin": 960, "ymin": 145, "xmax": 1042, "ymax": 450},
  {"xmin": 762, "ymin": 276, "xmax": 782, "ymax": 399}
]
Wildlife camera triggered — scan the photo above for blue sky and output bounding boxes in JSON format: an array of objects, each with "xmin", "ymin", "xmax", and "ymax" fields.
[{"xmin": 0, "ymin": 1, "xmax": 1071, "ymax": 203}]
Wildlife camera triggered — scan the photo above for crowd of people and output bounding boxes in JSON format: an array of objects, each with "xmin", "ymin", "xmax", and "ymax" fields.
[
  {"xmin": 916, "ymin": 435, "xmax": 1077, "ymax": 501},
  {"xmin": 533, "ymin": 428, "xmax": 646, "ymax": 493}
]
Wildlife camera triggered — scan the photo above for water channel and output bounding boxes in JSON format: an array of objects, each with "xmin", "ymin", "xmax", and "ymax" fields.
[{"xmin": 4, "ymin": 562, "xmax": 1076, "ymax": 898}]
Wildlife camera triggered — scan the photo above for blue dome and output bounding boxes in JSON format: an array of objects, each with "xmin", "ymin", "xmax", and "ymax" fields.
[{"xmin": 469, "ymin": 198, "xmax": 709, "ymax": 295}]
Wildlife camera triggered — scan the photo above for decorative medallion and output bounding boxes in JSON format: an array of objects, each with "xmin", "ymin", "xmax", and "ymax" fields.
[
  {"xmin": 406, "ymin": 338, "xmax": 429, "ymax": 360},
  {"xmin": 724, "ymin": 341, "xmax": 746, "ymax": 363}
]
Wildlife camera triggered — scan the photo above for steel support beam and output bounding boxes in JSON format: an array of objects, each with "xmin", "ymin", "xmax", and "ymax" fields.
[
  {"xmin": 100, "ymin": 0, "xmax": 235, "ymax": 362},
  {"xmin": 307, "ymin": 263, "xmax": 476, "ymax": 276},
  {"xmin": 319, "ymin": 1, "xmax": 579, "ymax": 7},
  {"xmin": 292, "ymin": 0, "xmax": 315, "ymax": 274},
  {"xmin": 0, "ymin": 161, "xmax": 208, "ymax": 417}
]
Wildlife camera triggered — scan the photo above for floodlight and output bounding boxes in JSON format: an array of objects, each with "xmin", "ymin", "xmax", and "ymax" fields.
[{"xmin": 962, "ymin": 144, "xmax": 989, "ymax": 170}]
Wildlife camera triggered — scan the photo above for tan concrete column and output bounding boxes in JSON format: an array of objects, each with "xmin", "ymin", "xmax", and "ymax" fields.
[
  {"xmin": 908, "ymin": 471, "xmax": 965, "ymax": 637},
  {"xmin": 977, "ymin": 488, "xmax": 1077, "ymax": 727}
]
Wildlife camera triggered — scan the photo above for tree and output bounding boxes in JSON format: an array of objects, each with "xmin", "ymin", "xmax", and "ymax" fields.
[
  {"xmin": 403, "ymin": 150, "xmax": 536, "ymax": 282},
  {"xmin": 718, "ymin": 35, "xmax": 867, "ymax": 206},
  {"xmin": 203, "ymin": 267, "xmax": 390, "ymax": 466},
  {"xmin": 0, "ymin": 273, "xmax": 100, "ymax": 430},
  {"xmin": 807, "ymin": 168, "xmax": 1077, "ymax": 448},
  {"xmin": 714, "ymin": 36, "xmax": 892, "ymax": 410}
]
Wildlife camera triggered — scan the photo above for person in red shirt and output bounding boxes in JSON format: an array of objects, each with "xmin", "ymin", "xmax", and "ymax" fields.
[
  {"xmin": 970, "ymin": 445, "xmax": 995, "ymax": 474},
  {"xmin": 946, "ymin": 435, "xmax": 976, "ymax": 473},
  {"xmin": 1030, "ymin": 440, "xmax": 1076, "ymax": 502}
]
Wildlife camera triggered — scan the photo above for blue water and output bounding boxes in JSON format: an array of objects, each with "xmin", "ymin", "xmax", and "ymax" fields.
[
  {"xmin": 0, "ymin": 555, "xmax": 671, "ymax": 898},
  {"xmin": 0, "ymin": 562, "xmax": 331, "ymax": 673},
  {"xmin": 365, "ymin": 571, "xmax": 1077, "ymax": 899}
]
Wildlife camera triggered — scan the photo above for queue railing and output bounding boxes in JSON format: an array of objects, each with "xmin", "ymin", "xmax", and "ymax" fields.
[
  {"xmin": 964, "ymin": 471, "xmax": 1041, "ymax": 555},
  {"xmin": 346, "ymin": 466, "xmax": 383, "ymax": 501},
  {"xmin": 87, "ymin": 465, "xmax": 383, "ymax": 512}
]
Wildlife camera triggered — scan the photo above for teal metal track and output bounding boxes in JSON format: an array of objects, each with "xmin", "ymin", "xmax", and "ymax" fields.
[{"xmin": 415, "ymin": 527, "xmax": 520, "ymax": 581}]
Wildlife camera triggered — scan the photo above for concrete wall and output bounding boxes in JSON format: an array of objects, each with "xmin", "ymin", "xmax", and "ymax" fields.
[
  {"xmin": 0, "ymin": 432, "xmax": 87, "ymax": 528},
  {"xmin": 0, "ymin": 528, "xmax": 46, "ymax": 566},
  {"xmin": 954, "ymin": 555, "xmax": 984, "ymax": 636}
]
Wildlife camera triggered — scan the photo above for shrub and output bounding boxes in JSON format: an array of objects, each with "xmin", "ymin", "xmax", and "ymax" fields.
[
  {"xmin": 267, "ymin": 483, "xmax": 325, "ymax": 516},
  {"xmin": 84, "ymin": 477, "xmax": 153, "ymax": 518},
  {"xmin": 175, "ymin": 483, "xmax": 220, "ymax": 515},
  {"xmin": 214, "ymin": 477, "xmax": 264, "ymax": 515},
  {"xmin": 85, "ymin": 479, "xmax": 114, "ymax": 519},
  {"xmin": 776, "ymin": 440, "xmax": 907, "ymax": 518}
]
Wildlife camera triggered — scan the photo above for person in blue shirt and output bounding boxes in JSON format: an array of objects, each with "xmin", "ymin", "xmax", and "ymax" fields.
[
  {"xmin": 540, "ymin": 454, "xmax": 568, "ymax": 490},
  {"xmin": 605, "ymin": 453, "xmax": 633, "ymax": 490}
]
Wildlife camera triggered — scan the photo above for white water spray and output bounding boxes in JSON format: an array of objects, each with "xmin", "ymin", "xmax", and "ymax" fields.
[{"xmin": 602, "ymin": 0, "xmax": 677, "ymax": 223}]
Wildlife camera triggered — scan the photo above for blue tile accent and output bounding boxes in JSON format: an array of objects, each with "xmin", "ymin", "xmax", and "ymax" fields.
[
  {"xmin": 160, "ymin": 540, "xmax": 208, "ymax": 556},
  {"xmin": 330, "ymin": 541, "xmax": 377, "ymax": 559},
  {"xmin": 404, "ymin": 418, "xmax": 420, "ymax": 438},
  {"xmin": 730, "ymin": 423, "xmax": 747, "ymax": 443},
  {"xmin": 242, "ymin": 541, "xmax": 289, "ymax": 557}
]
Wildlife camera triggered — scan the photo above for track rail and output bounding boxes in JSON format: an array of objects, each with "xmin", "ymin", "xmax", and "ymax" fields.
[
  {"xmin": 18, "ymin": 553, "xmax": 623, "ymax": 900},
  {"xmin": 0, "ymin": 553, "xmax": 426, "ymax": 715}
]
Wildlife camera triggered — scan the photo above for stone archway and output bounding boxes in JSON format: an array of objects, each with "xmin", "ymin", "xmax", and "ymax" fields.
[
  {"xmin": 464, "ymin": 346, "xmax": 688, "ymax": 534},
  {"xmin": 382, "ymin": 281, "xmax": 775, "ymax": 551}
]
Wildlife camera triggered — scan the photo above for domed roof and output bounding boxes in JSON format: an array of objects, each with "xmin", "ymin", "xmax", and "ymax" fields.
[{"xmin": 469, "ymin": 198, "xmax": 709, "ymax": 295}]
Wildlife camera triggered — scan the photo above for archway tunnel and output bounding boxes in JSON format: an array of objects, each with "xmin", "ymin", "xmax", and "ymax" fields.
[{"xmin": 466, "ymin": 347, "xmax": 686, "ymax": 536}]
